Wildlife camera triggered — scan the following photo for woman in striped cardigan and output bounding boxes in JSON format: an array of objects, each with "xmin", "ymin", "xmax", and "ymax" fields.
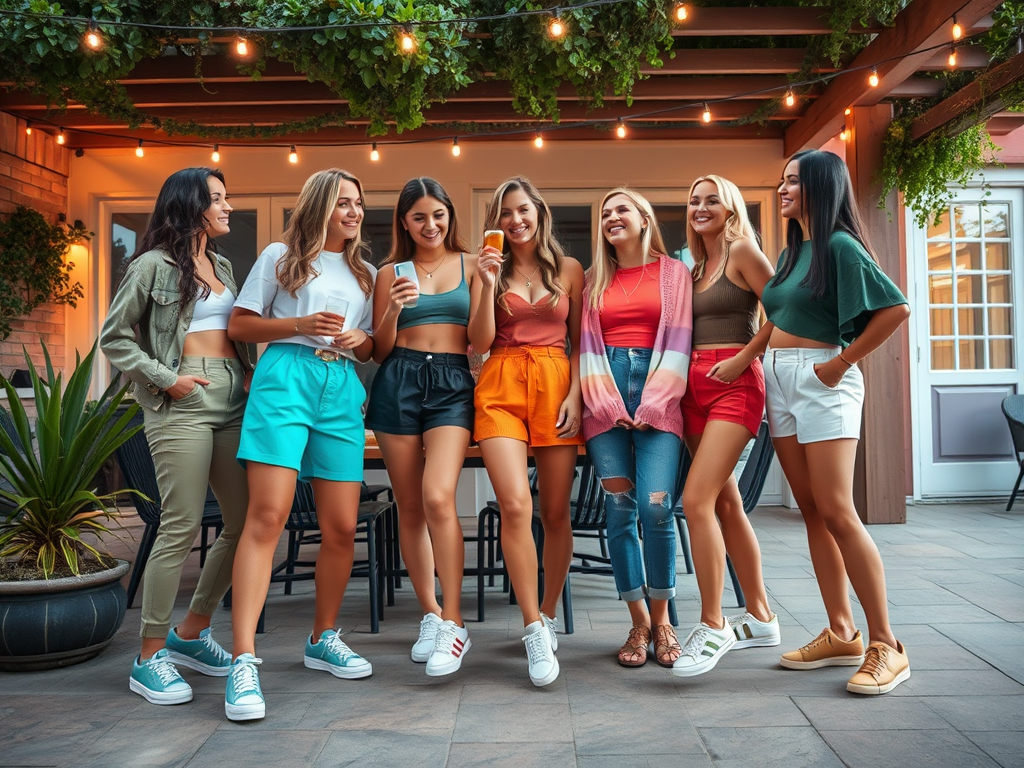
[{"xmin": 581, "ymin": 188, "xmax": 693, "ymax": 668}]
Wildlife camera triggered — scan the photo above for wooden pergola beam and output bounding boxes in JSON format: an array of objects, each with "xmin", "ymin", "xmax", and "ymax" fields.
[
  {"xmin": 911, "ymin": 51, "xmax": 1024, "ymax": 139},
  {"xmin": 642, "ymin": 48, "xmax": 838, "ymax": 75},
  {"xmin": 784, "ymin": 0, "xmax": 1003, "ymax": 154},
  {"xmin": 671, "ymin": 7, "xmax": 880, "ymax": 35}
]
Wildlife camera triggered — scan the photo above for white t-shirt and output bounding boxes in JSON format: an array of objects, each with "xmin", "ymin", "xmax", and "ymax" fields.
[{"xmin": 234, "ymin": 242, "xmax": 376, "ymax": 360}]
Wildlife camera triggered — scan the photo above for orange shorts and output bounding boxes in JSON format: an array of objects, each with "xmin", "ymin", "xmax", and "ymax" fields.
[{"xmin": 474, "ymin": 346, "xmax": 584, "ymax": 447}]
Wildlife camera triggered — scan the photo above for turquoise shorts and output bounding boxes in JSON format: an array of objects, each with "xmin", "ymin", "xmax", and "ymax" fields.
[{"xmin": 237, "ymin": 343, "xmax": 366, "ymax": 482}]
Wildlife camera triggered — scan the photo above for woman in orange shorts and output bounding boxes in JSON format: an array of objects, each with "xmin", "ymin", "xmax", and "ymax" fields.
[
  {"xmin": 468, "ymin": 176, "xmax": 584, "ymax": 687},
  {"xmin": 672, "ymin": 175, "xmax": 779, "ymax": 679}
]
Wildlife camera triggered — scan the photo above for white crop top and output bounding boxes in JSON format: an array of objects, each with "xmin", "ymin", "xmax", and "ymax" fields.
[{"xmin": 186, "ymin": 287, "xmax": 235, "ymax": 333}]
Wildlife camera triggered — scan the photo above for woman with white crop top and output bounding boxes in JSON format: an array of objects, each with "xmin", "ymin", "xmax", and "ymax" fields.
[{"xmin": 100, "ymin": 167, "xmax": 253, "ymax": 709}]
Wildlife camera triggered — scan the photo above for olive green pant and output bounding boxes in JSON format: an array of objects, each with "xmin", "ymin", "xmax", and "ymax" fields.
[{"xmin": 140, "ymin": 357, "xmax": 249, "ymax": 639}]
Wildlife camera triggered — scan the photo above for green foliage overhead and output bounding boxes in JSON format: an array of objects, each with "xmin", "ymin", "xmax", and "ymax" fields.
[
  {"xmin": 0, "ymin": 342, "xmax": 142, "ymax": 580},
  {"xmin": 0, "ymin": 206, "xmax": 86, "ymax": 341}
]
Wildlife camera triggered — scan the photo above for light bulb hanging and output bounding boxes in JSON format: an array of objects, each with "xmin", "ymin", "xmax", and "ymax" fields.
[
  {"xmin": 948, "ymin": 46, "xmax": 958, "ymax": 68},
  {"xmin": 839, "ymin": 126, "xmax": 848, "ymax": 141},
  {"xmin": 399, "ymin": 24, "xmax": 416, "ymax": 53},
  {"xmin": 451, "ymin": 137, "xmax": 461, "ymax": 157},
  {"xmin": 952, "ymin": 15, "xmax": 963, "ymax": 40},
  {"xmin": 24, "ymin": 122, "xmax": 31, "ymax": 136},
  {"xmin": 235, "ymin": 37, "xmax": 249, "ymax": 56},
  {"xmin": 615, "ymin": 119, "xmax": 627, "ymax": 138},
  {"xmin": 674, "ymin": 3, "xmax": 688, "ymax": 22},
  {"xmin": 84, "ymin": 19, "xmax": 102, "ymax": 50},
  {"xmin": 533, "ymin": 132, "xmax": 544, "ymax": 148},
  {"xmin": 288, "ymin": 145, "xmax": 298, "ymax": 164},
  {"xmin": 370, "ymin": 142, "xmax": 380, "ymax": 162},
  {"xmin": 702, "ymin": 103, "xmax": 712, "ymax": 123},
  {"xmin": 211, "ymin": 145, "xmax": 220, "ymax": 162},
  {"xmin": 784, "ymin": 90, "xmax": 795, "ymax": 107},
  {"xmin": 845, "ymin": 107, "xmax": 852, "ymax": 115},
  {"xmin": 135, "ymin": 140, "xmax": 144, "ymax": 158},
  {"xmin": 548, "ymin": 13, "xmax": 566, "ymax": 39},
  {"xmin": 868, "ymin": 68, "xmax": 879, "ymax": 87},
  {"xmin": 56, "ymin": 128, "xmax": 65, "ymax": 145}
]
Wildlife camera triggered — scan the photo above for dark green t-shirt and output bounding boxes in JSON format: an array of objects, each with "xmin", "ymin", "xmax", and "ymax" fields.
[{"xmin": 761, "ymin": 232, "xmax": 907, "ymax": 347}]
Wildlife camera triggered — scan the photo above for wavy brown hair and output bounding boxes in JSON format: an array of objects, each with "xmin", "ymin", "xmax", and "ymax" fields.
[
  {"xmin": 276, "ymin": 168, "xmax": 373, "ymax": 298},
  {"xmin": 484, "ymin": 176, "xmax": 567, "ymax": 313},
  {"xmin": 384, "ymin": 177, "xmax": 469, "ymax": 265}
]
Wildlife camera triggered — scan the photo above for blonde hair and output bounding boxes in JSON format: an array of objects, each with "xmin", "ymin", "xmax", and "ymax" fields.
[
  {"xmin": 484, "ymin": 176, "xmax": 566, "ymax": 313},
  {"xmin": 685, "ymin": 175, "xmax": 759, "ymax": 282},
  {"xmin": 276, "ymin": 169, "xmax": 373, "ymax": 298},
  {"xmin": 587, "ymin": 188, "xmax": 667, "ymax": 311}
]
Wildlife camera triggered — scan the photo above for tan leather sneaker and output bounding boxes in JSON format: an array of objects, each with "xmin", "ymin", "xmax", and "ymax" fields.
[
  {"xmin": 779, "ymin": 627, "xmax": 865, "ymax": 670},
  {"xmin": 846, "ymin": 640, "xmax": 911, "ymax": 695}
]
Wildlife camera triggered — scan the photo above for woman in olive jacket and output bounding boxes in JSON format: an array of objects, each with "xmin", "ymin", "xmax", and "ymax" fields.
[{"xmin": 100, "ymin": 167, "xmax": 252, "ymax": 707}]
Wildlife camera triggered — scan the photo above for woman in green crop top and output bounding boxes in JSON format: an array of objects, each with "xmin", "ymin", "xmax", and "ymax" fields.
[
  {"xmin": 762, "ymin": 149, "xmax": 911, "ymax": 695},
  {"xmin": 366, "ymin": 177, "xmax": 482, "ymax": 677}
]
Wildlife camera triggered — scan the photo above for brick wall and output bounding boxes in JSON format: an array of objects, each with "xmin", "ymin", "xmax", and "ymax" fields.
[{"xmin": 0, "ymin": 112, "xmax": 71, "ymax": 376}]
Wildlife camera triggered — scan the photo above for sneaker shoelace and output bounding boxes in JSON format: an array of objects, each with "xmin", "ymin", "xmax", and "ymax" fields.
[
  {"xmin": 433, "ymin": 623, "xmax": 458, "ymax": 653},
  {"xmin": 149, "ymin": 657, "xmax": 183, "ymax": 686},
  {"xmin": 200, "ymin": 632, "xmax": 231, "ymax": 663},
  {"xmin": 857, "ymin": 646, "xmax": 886, "ymax": 678},
  {"xmin": 322, "ymin": 632, "xmax": 356, "ymax": 661},
  {"xmin": 418, "ymin": 616, "xmax": 440, "ymax": 642},
  {"xmin": 523, "ymin": 629, "xmax": 551, "ymax": 663},
  {"xmin": 230, "ymin": 658, "xmax": 263, "ymax": 697},
  {"xmin": 682, "ymin": 626, "xmax": 713, "ymax": 658},
  {"xmin": 801, "ymin": 631, "xmax": 831, "ymax": 654}
]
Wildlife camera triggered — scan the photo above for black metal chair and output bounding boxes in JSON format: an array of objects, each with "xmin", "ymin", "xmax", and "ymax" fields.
[
  {"xmin": 674, "ymin": 418, "xmax": 776, "ymax": 608},
  {"xmin": 1002, "ymin": 395, "xmax": 1024, "ymax": 511},
  {"xmin": 112, "ymin": 410, "xmax": 224, "ymax": 608}
]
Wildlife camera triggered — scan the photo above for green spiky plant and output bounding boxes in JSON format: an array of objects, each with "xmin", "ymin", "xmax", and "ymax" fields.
[{"xmin": 0, "ymin": 341, "xmax": 142, "ymax": 580}]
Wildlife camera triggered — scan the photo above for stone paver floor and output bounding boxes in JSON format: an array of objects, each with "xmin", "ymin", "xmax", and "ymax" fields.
[{"xmin": 2, "ymin": 501, "xmax": 1022, "ymax": 767}]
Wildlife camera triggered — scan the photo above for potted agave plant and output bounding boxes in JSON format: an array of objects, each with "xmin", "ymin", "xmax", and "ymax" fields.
[{"xmin": 0, "ymin": 341, "xmax": 141, "ymax": 670}]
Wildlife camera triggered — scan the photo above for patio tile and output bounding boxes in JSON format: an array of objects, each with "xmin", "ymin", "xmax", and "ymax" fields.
[
  {"xmin": 791, "ymin": 696, "xmax": 950, "ymax": 731},
  {"xmin": 70, "ymin": 716, "xmax": 220, "ymax": 768},
  {"xmin": 923, "ymin": 695, "xmax": 1024, "ymax": 732},
  {"xmin": 185, "ymin": 730, "xmax": 330, "ymax": 767},
  {"xmin": 934, "ymin": 622, "xmax": 1024, "ymax": 684},
  {"xmin": 311, "ymin": 730, "xmax": 450, "ymax": 768},
  {"xmin": 446, "ymin": 741, "xmax": 576, "ymax": 768},
  {"xmin": 963, "ymin": 731, "xmax": 1024, "ymax": 768},
  {"xmin": 0, "ymin": 694, "xmax": 128, "ymax": 766},
  {"xmin": 578, "ymin": 756, "xmax": 713, "ymax": 768},
  {"xmin": 888, "ymin": 669, "xmax": 1024, "ymax": 696},
  {"xmin": 453, "ymin": 702, "xmax": 572, "ymax": 743},
  {"xmin": 681, "ymin": 694, "xmax": 810, "ymax": 727},
  {"xmin": 572, "ymin": 706, "xmax": 706, "ymax": 756},
  {"xmin": 697, "ymin": 726, "xmax": 845, "ymax": 768},
  {"xmin": 820, "ymin": 729, "xmax": 1001, "ymax": 768}
]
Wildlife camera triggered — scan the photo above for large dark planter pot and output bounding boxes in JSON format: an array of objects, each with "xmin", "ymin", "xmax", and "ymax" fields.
[{"xmin": 0, "ymin": 559, "xmax": 130, "ymax": 671}]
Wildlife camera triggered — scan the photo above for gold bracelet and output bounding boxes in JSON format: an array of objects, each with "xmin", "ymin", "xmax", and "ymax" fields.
[
  {"xmin": 294, "ymin": 319, "xmax": 300, "ymax": 333},
  {"xmin": 838, "ymin": 352, "xmax": 854, "ymax": 367}
]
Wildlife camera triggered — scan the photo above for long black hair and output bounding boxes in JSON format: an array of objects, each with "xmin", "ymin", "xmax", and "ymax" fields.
[
  {"xmin": 771, "ymin": 149, "xmax": 876, "ymax": 299},
  {"xmin": 385, "ymin": 176, "xmax": 469, "ymax": 264},
  {"xmin": 130, "ymin": 167, "xmax": 226, "ymax": 305}
]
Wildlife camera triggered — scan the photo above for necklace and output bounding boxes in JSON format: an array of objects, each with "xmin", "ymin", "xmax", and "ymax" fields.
[
  {"xmin": 616, "ymin": 263, "xmax": 648, "ymax": 302},
  {"xmin": 415, "ymin": 252, "xmax": 447, "ymax": 279},
  {"xmin": 513, "ymin": 263, "xmax": 541, "ymax": 288}
]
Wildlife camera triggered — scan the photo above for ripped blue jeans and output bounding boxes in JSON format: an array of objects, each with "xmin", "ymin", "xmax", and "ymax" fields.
[{"xmin": 586, "ymin": 347, "xmax": 681, "ymax": 601}]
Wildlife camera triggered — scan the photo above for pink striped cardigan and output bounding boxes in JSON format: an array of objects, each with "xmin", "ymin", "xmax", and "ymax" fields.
[{"xmin": 580, "ymin": 256, "xmax": 693, "ymax": 441}]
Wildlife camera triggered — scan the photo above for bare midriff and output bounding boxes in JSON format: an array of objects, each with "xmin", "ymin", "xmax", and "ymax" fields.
[
  {"xmin": 768, "ymin": 326, "xmax": 835, "ymax": 350},
  {"xmin": 182, "ymin": 329, "xmax": 239, "ymax": 359},
  {"xmin": 693, "ymin": 342, "xmax": 745, "ymax": 350},
  {"xmin": 395, "ymin": 324, "xmax": 469, "ymax": 355}
]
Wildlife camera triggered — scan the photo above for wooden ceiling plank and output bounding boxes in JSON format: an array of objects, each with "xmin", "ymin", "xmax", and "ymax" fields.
[
  {"xmin": 671, "ymin": 7, "xmax": 880, "ymax": 35},
  {"xmin": 642, "ymin": 48, "xmax": 839, "ymax": 75},
  {"xmin": 784, "ymin": 0, "xmax": 1004, "ymax": 154}
]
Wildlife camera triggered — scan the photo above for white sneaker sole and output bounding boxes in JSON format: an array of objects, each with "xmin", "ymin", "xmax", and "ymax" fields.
[
  {"xmin": 672, "ymin": 634, "xmax": 737, "ymax": 678},
  {"xmin": 529, "ymin": 656, "xmax": 560, "ymax": 687},
  {"xmin": 304, "ymin": 656, "xmax": 373, "ymax": 679},
  {"xmin": 780, "ymin": 653, "xmax": 864, "ymax": 670},
  {"xmin": 847, "ymin": 666, "xmax": 911, "ymax": 695},
  {"xmin": 129, "ymin": 677, "xmax": 193, "ymax": 705},
  {"xmin": 732, "ymin": 635, "xmax": 782, "ymax": 650},
  {"xmin": 225, "ymin": 700, "xmax": 266, "ymax": 721},
  {"xmin": 426, "ymin": 637, "xmax": 472, "ymax": 677},
  {"xmin": 165, "ymin": 650, "xmax": 231, "ymax": 677}
]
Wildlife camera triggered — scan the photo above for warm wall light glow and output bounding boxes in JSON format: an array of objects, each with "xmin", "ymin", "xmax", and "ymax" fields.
[
  {"xmin": 24, "ymin": 123, "xmax": 31, "ymax": 136},
  {"xmin": 845, "ymin": 107, "xmax": 852, "ymax": 115},
  {"xmin": 534, "ymin": 132, "xmax": 544, "ymax": 148},
  {"xmin": 839, "ymin": 126, "xmax": 848, "ymax": 141},
  {"xmin": 674, "ymin": 3, "xmax": 687, "ymax": 22},
  {"xmin": 451, "ymin": 137, "xmax": 461, "ymax": 157},
  {"xmin": 211, "ymin": 145, "xmax": 220, "ymax": 162},
  {"xmin": 56, "ymin": 129, "xmax": 65, "ymax": 145},
  {"xmin": 952, "ymin": 16, "xmax": 963, "ymax": 40},
  {"xmin": 370, "ymin": 142, "xmax": 380, "ymax": 162},
  {"xmin": 135, "ymin": 140, "xmax": 144, "ymax": 158},
  {"xmin": 615, "ymin": 119, "xmax": 627, "ymax": 138},
  {"xmin": 548, "ymin": 16, "xmax": 565, "ymax": 39},
  {"xmin": 67, "ymin": 242, "xmax": 89, "ymax": 267},
  {"xmin": 702, "ymin": 103, "xmax": 712, "ymax": 123},
  {"xmin": 868, "ymin": 68, "xmax": 879, "ymax": 87},
  {"xmin": 236, "ymin": 38, "xmax": 249, "ymax": 56},
  {"xmin": 288, "ymin": 145, "xmax": 298, "ymax": 163},
  {"xmin": 784, "ymin": 90, "xmax": 795, "ymax": 107},
  {"xmin": 948, "ymin": 47, "xmax": 958, "ymax": 68}
]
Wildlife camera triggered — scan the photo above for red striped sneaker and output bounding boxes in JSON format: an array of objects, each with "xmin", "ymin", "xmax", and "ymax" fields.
[{"xmin": 425, "ymin": 620, "xmax": 471, "ymax": 677}]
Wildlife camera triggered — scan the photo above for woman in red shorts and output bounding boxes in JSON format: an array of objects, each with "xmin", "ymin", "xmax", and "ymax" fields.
[{"xmin": 672, "ymin": 175, "xmax": 779, "ymax": 679}]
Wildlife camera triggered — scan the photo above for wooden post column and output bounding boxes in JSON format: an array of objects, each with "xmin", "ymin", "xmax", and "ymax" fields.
[{"xmin": 845, "ymin": 105, "xmax": 909, "ymax": 524}]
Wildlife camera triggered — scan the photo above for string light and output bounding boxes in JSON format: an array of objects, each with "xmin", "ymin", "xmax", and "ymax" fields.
[
  {"xmin": 702, "ymin": 103, "xmax": 712, "ymax": 123},
  {"xmin": 868, "ymin": 68, "xmax": 879, "ymax": 87},
  {"xmin": 399, "ymin": 24, "xmax": 416, "ymax": 53},
  {"xmin": 24, "ymin": 122, "xmax": 31, "ymax": 136},
  {"xmin": 288, "ymin": 145, "xmax": 298, "ymax": 163},
  {"xmin": 952, "ymin": 15, "xmax": 963, "ymax": 40},
  {"xmin": 784, "ymin": 90, "xmax": 795, "ymax": 107},
  {"xmin": 84, "ymin": 19, "xmax": 102, "ymax": 50},
  {"xmin": 615, "ymin": 119, "xmax": 627, "ymax": 138},
  {"xmin": 211, "ymin": 144, "xmax": 220, "ymax": 162},
  {"xmin": 845, "ymin": 107, "xmax": 852, "ymax": 115},
  {"xmin": 674, "ymin": 3, "xmax": 688, "ymax": 22},
  {"xmin": 948, "ymin": 46, "xmax": 957, "ymax": 68},
  {"xmin": 533, "ymin": 132, "xmax": 544, "ymax": 148},
  {"xmin": 370, "ymin": 142, "xmax": 380, "ymax": 161},
  {"xmin": 56, "ymin": 128, "xmax": 65, "ymax": 145},
  {"xmin": 135, "ymin": 140, "xmax": 144, "ymax": 157},
  {"xmin": 451, "ymin": 137, "xmax": 461, "ymax": 156},
  {"xmin": 839, "ymin": 126, "xmax": 848, "ymax": 141},
  {"xmin": 548, "ymin": 12, "xmax": 565, "ymax": 39},
  {"xmin": 235, "ymin": 37, "xmax": 249, "ymax": 56}
]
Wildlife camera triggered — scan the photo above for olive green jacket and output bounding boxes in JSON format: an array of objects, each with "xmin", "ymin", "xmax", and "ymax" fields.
[{"xmin": 99, "ymin": 249, "xmax": 254, "ymax": 411}]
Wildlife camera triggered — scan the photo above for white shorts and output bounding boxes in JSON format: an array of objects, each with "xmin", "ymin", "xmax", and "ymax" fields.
[{"xmin": 763, "ymin": 347, "xmax": 864, "ymax": 443}]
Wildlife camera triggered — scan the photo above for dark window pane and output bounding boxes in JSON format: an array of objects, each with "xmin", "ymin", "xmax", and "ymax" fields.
[
  {"xmin": 212, "ymin": 210, "xmax": 258, "ymax": 288},
  {"xmin": 550, "ymin": 206, "xmax": 592, "ymax": 269},
  {"xmin": 362, "ymin": 208, "xmax": 393, "ymax": 267}
]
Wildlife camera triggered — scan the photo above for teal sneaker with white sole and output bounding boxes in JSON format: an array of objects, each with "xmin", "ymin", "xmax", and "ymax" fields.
[
  {"xmin": 304, "ymin": 630, "xmax": 372, "ymax": 679},
  {"xmin": 225, "ymin": 653, "xmax": 265, "ymax": 721},
  {"xmin": 165, "ymin": 627, "xmax": 232, "ymax": 676},
  {"xmin": 129, "ymin": 648, "xmax": 193, "ymax": 705}
]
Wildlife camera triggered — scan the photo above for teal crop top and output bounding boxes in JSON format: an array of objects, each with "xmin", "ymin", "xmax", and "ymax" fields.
[{"xmin": 396, "ymin": 254, "xmax": 471, "ymax": 330}]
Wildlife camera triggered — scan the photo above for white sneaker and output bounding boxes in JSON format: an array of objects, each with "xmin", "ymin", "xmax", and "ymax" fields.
[
  {"xmin": 672, "ymin": 620, "xmax": 736, "ymax": 678},
  {"xmin": 523, "ymin": 621, "xmax": 559, "ymax": 687},
  {"xmin": 541, "ymin": 612, "xmax": 559, "ymax": 653},
  {"xmin": 425, "ymin": 620, "xmax": 471, "ymax": 677},
  {"xmin": 411, "ymin": 612, "xmax": 443, "ymax": 663},
  {"xmin": 726, "ymin": 612, "xmax": 781, "ymax": 649}
]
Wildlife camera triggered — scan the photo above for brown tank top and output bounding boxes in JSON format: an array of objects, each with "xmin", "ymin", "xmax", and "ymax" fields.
[{"xmin": 692, "ymin": 259, "xmax": 760, "ymax": 346}]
